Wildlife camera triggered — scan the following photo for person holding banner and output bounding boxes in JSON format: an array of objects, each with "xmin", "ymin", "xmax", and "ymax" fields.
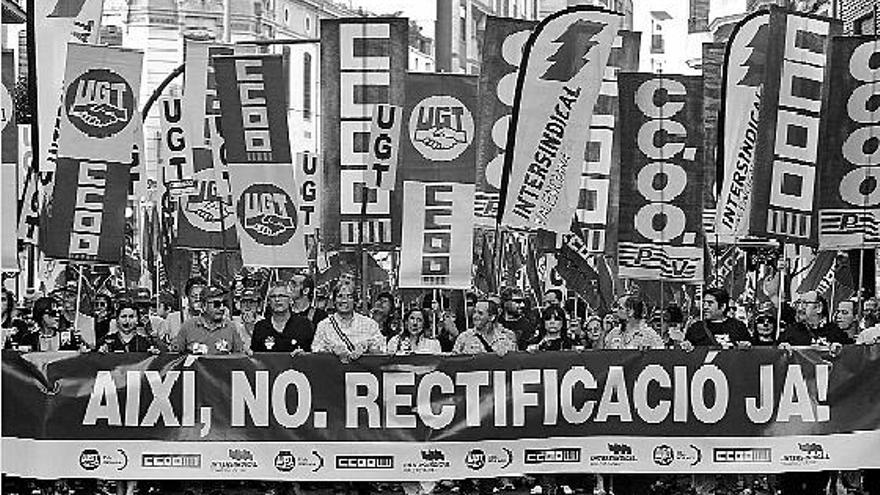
[
  {"xmin": 603, "ymin": 295, "xmax": 664, "ymax": 350},
  {"xmin": 97, "ymin": 300, "xmax": 159, "ymax": 354},
  {"xmin": 452, "ymin": 298, "xmax": 517, "ymax": 356},
  {"xmin": 681, "ymin": 288, "xmax": 751, "ymax": 351},
  {"xmin": 779, "ymin": 291, "xmax": 851, "ymax": 349},
  {"xmin": 251, "ymin": 283, "xmax": 314, "ymax": 353},
  {"xmin": 526, "ymin": 306, "xmax": 571, "ymax": 352},
  {"xmin": 385, "ymin": 308, "xmax": 441, "ymax": 355},
  {"xmin": 171, "ymin": 286, "xmax": 245, "ymax": 355},
  {"xmin": 312, "ymin": 284, "xmax": 384, "ymax": 363},
  {"xmin": 15, "ymin": 297, "xmax": 82, "ymax": 352}
]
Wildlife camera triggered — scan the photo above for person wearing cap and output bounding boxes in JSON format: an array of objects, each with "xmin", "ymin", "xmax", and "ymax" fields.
[
  {"xmin": 232, "ymin": 287, "xmax": 261, "ymax": 351},
  {"xmin": 171, "ymin": 286, "xmax": 244, "ymax": 355},
  {"xmin": 751, "ymin": 304, "xmax": 779, "ymax": 346},
  {"xmin": 251, "ymin": 282, "xmax": 313, "ymax": 353}
]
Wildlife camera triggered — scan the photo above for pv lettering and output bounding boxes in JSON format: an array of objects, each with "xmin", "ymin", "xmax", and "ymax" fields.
[{"xmin": 234, "ymin": 59, "xmax": 272, "ymax": 161}]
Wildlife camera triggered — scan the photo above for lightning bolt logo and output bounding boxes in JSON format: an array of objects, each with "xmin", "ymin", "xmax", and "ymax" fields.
[
  {"xmin": 48, "ymin": 0, "xmax": 88, "ymax": 18},
  {"xmin": 737, "ymin": 22, "xmax": 769, "ymax": 87},
  {"xmin": 540, "ymin": 19, "xmax": 606, "ymax": 82}
]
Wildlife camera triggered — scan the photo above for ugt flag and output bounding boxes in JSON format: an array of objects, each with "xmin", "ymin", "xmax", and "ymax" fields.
[
  {"xmin": 214, "ymin": 55, "xmax": 307, "ymax": 267},
  {"xmin": 498, "ymin": 6, "xmax": 621, "ymax": 234}
]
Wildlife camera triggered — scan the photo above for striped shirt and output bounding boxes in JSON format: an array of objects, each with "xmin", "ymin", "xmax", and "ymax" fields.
[{"xmin": 312, "ymin": 313, "xmax": 384, "ymax": 355}]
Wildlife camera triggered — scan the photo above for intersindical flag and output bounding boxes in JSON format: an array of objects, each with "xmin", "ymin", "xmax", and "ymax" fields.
[
  {"xmin": 617, "ymin": 73, "xmax": 705, "ymax": 282},
  {"xmin": 817, "ymin": 37, "xmax": 880, "ymax": 250},
  {"xmin": 748, "ymin": 7, "xmax": 841, "ymax": 244},
  {"xmin": 714, "ymin": 11, "xmax": 770, "ymax": 244},
  {"xmin": 214, "ymin": 55, "xmax": 306, "ymax": 267},
  {"xmin": 498, "ymin": 6, "xmax": 621, "ymax": 234}
]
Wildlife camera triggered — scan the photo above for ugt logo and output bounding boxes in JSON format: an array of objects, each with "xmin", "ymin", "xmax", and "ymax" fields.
[
  {"xmin": 65, "ymin": 69, "xmax": 134, "ymax": 139},
  {"xmin": 237, "ymin": 183, "xmax": 298, "ymax": 245},
  {"xmin": 409, "ymin": 95, "xmax": 473, "ymax": 162}
]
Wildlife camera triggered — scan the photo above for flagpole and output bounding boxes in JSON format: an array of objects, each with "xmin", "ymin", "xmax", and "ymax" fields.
[
  {"xmin": 830, "ymin": 252, "xmax": 838, "ymax": 308},
  {"xmin": 775, "ymin": 244, "xmax": 786, "ymax": 341},
  {"xmin": 493, "ymin": 223, "xmax": 504, "ymax": 293}
]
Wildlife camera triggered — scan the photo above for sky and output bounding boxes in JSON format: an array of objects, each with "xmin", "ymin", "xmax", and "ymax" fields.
[{"xmin": 349, "ymin": 0, "xmax": 701, "ymax": 73}]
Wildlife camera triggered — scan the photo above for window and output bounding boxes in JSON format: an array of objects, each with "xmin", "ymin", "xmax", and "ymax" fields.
[
  {"xmin": 305, "ymin": 16, "xmax": 310, "ymax": 32},
  {"xmin": 284, "ymin": 7, "xmax": 289, "ymax": 23},
  {"xmin": 856, "ymin": 13, "xmax": 875, "ymax": 35},
  {"xmin": 651, "ymin": 34, "xmax": 664, "ymax": 54},
  {"xmin": 303, "ymin": 53, "xmax": 312, "ymax": 120}
]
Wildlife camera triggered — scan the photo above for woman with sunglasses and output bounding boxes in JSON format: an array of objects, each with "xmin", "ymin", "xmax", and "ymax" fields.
[
  {"xmin": 91, "ymin": 293, "xmax": 115, "ymax": 344},
  {"xmin": 527, "ymin": 306, "xmax": 571, "ymax": 352},
  {"xmin": 752, "ymin": 311, "xmax": 779, "ymax": 346},
  {"xmin": 386, "ymin": 308, "xmax": 441, "ymax": 355},
  {"xmin": 15, "ymin": 297, "xmax": 81, "ymax": 352}
]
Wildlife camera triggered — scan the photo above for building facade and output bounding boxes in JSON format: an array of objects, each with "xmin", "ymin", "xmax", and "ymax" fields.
[{"xmin": 102, "ymin": 0, "xmax": 386, "ymax": 183}]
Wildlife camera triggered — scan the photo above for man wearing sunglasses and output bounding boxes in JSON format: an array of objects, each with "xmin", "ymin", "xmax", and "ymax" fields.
[{"xmin": 171, "ymin": 285, "xmax": 244, "ymax": 355}]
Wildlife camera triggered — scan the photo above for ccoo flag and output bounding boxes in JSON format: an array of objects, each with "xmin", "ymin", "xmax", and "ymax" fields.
[
  {"xmin": 747, "ymin": 7, "xmax": 840, "ymax": 244},
  {"xmin": 499, "ymin": 6, "xmax": 621, "ymax": 234},
  {"xmin": 214, "ymin": 55, "xmax": 306, "ymax": 267},
  {"xmin": 816, "ymin": 37, "xmax": 880, "ymax": 250}
]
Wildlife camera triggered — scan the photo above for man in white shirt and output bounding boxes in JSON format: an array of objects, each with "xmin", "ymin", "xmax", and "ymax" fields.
[{"xmin": 312, "ymin": 283, "xmax": 384, "ymax": 362}]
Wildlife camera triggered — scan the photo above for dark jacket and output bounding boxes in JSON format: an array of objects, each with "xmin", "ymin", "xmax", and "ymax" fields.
[
  {"xmin": 685, "ymin": 318, "xmax": 751, "ymax": 347},
  {"xmin": 251, "ymin": 314, "xmax": 314, "ymax": 352},
  {"xmin": 779, "ymin": 321, "xmax": 853, "ymax": 346}
]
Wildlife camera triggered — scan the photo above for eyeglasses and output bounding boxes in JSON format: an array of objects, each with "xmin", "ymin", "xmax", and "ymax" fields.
[
  {"xmin": 94, "ymin": 302, "xmax": 108, "ymax": 308},
  {"xmin": 756, "ymin": 318, "xmax": 775, "ymax": 325},
  {"xmin": 208, "ymin": 300, "xmax": 225, "ymax": 308},
  {"xmin": 269, "ymin": 294, "xmax": 290, "ymax": 299},
  {"xmin": 545, "ymin": 315, "xmax": 563, "ymax": 321}
]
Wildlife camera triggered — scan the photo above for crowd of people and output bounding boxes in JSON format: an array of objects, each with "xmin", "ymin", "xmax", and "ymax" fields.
[{"xmin": 3, "ymin": 273, "xmax": 880, "ymax": 495}]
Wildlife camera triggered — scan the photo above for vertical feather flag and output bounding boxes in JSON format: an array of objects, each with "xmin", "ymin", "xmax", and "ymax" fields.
[{"xmin": 498, "ymin": 6, "xmax": 621, "ymax": 234}]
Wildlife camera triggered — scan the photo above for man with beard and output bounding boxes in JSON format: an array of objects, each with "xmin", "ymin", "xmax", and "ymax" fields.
[
  {"xmin": 834, "ymin": 299, "xmax": 860, "ymax": 342},
  {"xmin": 251, "ymin": 283, "xmax": 313, "ymax": 353},
  {"xmin": 779, "ymin": 291, "xmax": 852, "ymax": 348},
  {"xmin": 499, "ymin": 287, "xmax": 533, "ymax": 349}
]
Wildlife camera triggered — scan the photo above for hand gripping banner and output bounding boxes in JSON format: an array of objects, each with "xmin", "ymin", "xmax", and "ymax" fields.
[
  {"xmin": 4, "ymin": 348, "xmax": 880, "ymax": 480},
  {"xmin": 617, "ymin": 73, "xmax": 705, "ymax": 282},
  {"xmin": 817, "ymin": 37, "xmax": 880, "ymax": 250},
  {"xmin": 747, "ymin": 8, "xmax": 841, "ymax": 244},
  {"xmin": 214, "ymin": 55, "xmax": 306, "ymax": 267},
  {"xmin": 498, "ymin": 6, "xmax": 621, "ymax": 234}
]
